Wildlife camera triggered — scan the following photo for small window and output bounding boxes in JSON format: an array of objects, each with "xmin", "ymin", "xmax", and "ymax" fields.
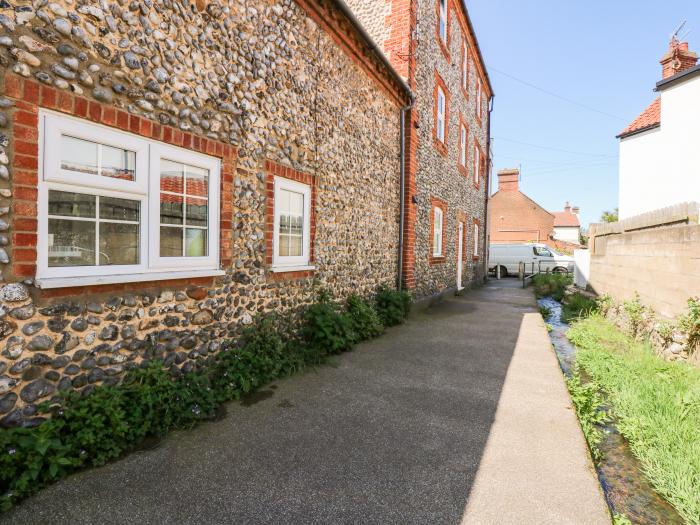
[
  {"xmin": 475, "ymin": 77, "xmax": 482, "ymax": 118},
  {"xmin": 433, "ymin": 207, "xmax": 443, "ymax": 257},
  {"xmin": 39, "ymin": 112, "xmax": 220, "ymax": 285},
  {"xmin": 462, "ymin": 42, "xmax": 468, "ymax": 91},
  {"xmin": 534, "ymin": 246, "xmax": 553, "ymax": 257},
  {"xmin": 436, "ymin": 87, "xmax": 446, "ymax": 143},
  {"xmin": 473, "ymin": 144, "xmax": 480, "ymax": 184},
  {"xmin": 438, "ymin": 0, "xmax": 447, "ymax": 44},
  {"xmin": 273, "ymin": 177, "xmax": 312, "ymax": 268},
  {"xmin": 473, "ymin": 222, "xmax": 480, "ymax": 257},
  {"xmin": 460, "ymin": 124, "xmax": 467, "ymax": 166}
]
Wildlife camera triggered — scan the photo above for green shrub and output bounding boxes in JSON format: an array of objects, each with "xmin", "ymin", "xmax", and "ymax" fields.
[
  {"xmin": 679, "ymin": 297, "xmax": 700, "ymax": 354},
  {"xmin": 596, "ymin": 293, "xmax": 614, "ymax": 316},
  {"xmin": 346, "ymin": 294, "xmax": 384, "ymax": 342},
  {"xmin": 561, "ymin": 293, "xmax": 597, "ymax": 323},
  {"xmin": 531, "ymin": 273, "xmax": 572, "ymax": 301},
  {"xmin": 622, "ymin": 293, "xmax": 647, "ymax": 337},
  {"xmin": 538, "ymin": 304, "xmax": 552, "ymax": 320},
  {"xmin": 300, "ymin": 299, "xmax": 355, "ymax": 356},
  {"xmin": 375, "ymin": 286, "xmax": 411, "ymax": 326}
]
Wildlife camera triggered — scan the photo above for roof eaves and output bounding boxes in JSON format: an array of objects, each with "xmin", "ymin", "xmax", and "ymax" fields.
[
  {"xmin": 616, "ymin": 122, "xmax": 660, "ymax": 140},
  {"xmin": 458, "ymin": 0, "xmax": 494, "ymax": 97},
  {"xmin": 656, "ymin": 63, "xmax": 700, "ymax": 91}
]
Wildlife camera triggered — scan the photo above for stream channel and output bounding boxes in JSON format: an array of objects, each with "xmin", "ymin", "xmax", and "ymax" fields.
[{"xmin": 538, "ymin": 296, "xmax": 685, "ymax": 525}]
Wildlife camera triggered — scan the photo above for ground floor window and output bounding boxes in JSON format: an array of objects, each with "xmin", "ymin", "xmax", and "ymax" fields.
[
  {"xmin": 433, "ymin": 206, "xmax": 444, "ymax": 257},
  {"xmin": 273, "ymin": 176, "xmax": 312, "ymax": 268}
]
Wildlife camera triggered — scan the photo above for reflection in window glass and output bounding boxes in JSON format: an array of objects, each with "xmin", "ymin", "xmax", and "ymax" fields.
[
  {"xmin": 60, "ymin": 135, "xmax": 135, "ymax": 180},
  {"xmin": 159, "ymin": 159, "xmax": 209, "ymax": 257},
  {"xmin": 277, "ymin": 189, "xmax": 304, "ymax": 257},
  {"xmin": 47, "ymin": 191, "xmax": 140, "ymax": 267}
]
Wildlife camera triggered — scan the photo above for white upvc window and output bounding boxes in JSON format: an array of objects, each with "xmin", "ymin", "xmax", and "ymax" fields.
[
  {"xmin": 460, "ymin": 124, "xmax": 467, "ymax": 166},
  {"xmin": 462, "ymin": 42, "xmax": 468, "ymax": 91},
  {"xmin": 273, "ymin": 176, "xmax": 312, "ymax": 269},
  {"xmin": 433, "ymin": 207, "xmax": 443, "ymax": 257},
  {"xmin": 473, "ymin": 143, "xmax": 480, "ymax": 184},
  {"xmin": 438, "ymin": 0, "xmax": 447, "ymax": 44},
  {"xmin": 436, "ymin": 87, "xmax": 446, "ymax": 143},
  {"xmin": 474, "ymin": 222, "xmax": 480, "ymax": 256},
  {"xmin": 37, "ymin": 111, "xmax": 221, "ymax": 287},
  {"xmin": 475, "ymin": 77, "xmax": 482, "ymax": 118}
]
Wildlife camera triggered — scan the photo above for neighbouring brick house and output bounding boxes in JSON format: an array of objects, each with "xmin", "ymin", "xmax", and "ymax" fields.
[
  {"xmin": 346, "ymin": 0, "xmax": 493, "ymax": 297},
  {"xmin": 489, "ymin": 168, "xmax": 581, "ymax": 249},
  {"xmin": 0, "ymin": 0, "xmax": 413, "ymax": 426}
]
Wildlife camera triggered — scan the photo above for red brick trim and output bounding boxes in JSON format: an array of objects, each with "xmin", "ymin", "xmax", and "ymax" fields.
[
  {"xmin": 433, "ymin": 70, "xmax": 449, "ymax": 157},
  {"xmin": 457, "ymin": 112, "xmax": 468, "ymax": 177},
  {"xmin": 294, "ymin": 0, "xmax": 410, "ymax": 107},
  {"xmin": 435, "ymin": 0, "xmax": 451, "ymax": 61},
  {"xmin": 2, "ymin": 73, "xmax": 237, "ymax": 283},
  {"xmin": 460, "ymin": 37, "xmax": 470, "ymax": 100},
  {"xmin": 451, "ymin": 1, "xmax": 492, "ymax": 100},
  {"xmin": 472, "ymin": 217, "xmax": 481, "ymax": 260},
  {"xmin": 264, "ymin": 159, "xmax": 317, "ymax": 279},
  {"xmin": 472, "ymin": 137, "xmax": 484, "ymax": 190},
  {"xmin": 429, "ymin": 197, "xmax": 448, "ymax": 265},
  {"xmin": 401, "ymin": 107, "xmax": 419, "ymax": 290},
  {"xmin": 35, "ymin": 277, "xmax": 215, "ymax": 300}
]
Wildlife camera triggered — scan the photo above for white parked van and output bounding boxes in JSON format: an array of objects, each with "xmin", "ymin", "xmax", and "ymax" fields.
[{"xmin": 488, "ymin": 243, "xmax": 574, "ymax": 277}]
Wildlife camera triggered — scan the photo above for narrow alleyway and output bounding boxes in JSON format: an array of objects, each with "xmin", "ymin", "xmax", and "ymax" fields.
[{"xmin": 3, "ymin": 280, "xmax": 608, "ymax": 524}]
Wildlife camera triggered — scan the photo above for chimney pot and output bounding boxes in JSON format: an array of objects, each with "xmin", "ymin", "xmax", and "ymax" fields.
[
  {"xmin": 564, "ymin": 201, "xmax": 571, "ymax": 213},
  {"xmin": 497, "ymin": 168, "xmax": 520, "ymax": 192},
  {"xmin": 572, "ymin": 206, "xmax": 580, "ymax": 215}
]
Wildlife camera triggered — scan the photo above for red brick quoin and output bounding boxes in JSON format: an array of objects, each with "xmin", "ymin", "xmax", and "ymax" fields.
[
  {"xmin": 264, "ymin": 159, "xmax": 317, "ymax": 282},
  {"xmin": 2, "ymin": 73, "xmax": 236, "ymax": 297}
]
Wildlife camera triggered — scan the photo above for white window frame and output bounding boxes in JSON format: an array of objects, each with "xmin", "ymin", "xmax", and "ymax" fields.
[
  {"xmin": 474, "ymin": 222, "xmax": 480, "ymax": 257},
  {"xmin": 433, "ymin": 206, "xmax": 443, "ymax": 257},
  {"xmin": 37, "ymin": 111, "xmax": 222, "ymax": 288},
  {"xmin": 436, "ymin": 87, "xmax": 446, "ymax": 143},
  {"xmin": 438, "ymin": 0, "xmax": 447, "ymax": 44},
  {"xmin": 272, "ymin": 176, "xmax": 312, "ymax": 270},
  {"xmin": 473, "ymin": 143, "xmax": 480, "ymax": 184},
  {"xmin": 460, "ymin": 124, "xmax": 467, "ymax": 167},
  {"xmin": 462, "ymin": 42, "xmax": 468, "ymax": 91}
]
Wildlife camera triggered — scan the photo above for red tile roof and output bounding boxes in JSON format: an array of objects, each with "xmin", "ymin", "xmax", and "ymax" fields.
[
  {"xmin": 618, "ymin": 98, "xmax": 660, "ymax": 138},
  {"xmin": 552, "ymin": 211, "xmax": 580, "ymax": 227}
]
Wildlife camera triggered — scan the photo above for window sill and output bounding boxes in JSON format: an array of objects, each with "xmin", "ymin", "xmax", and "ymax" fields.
[
  {"xmin": 35, "ymin": 269, "xmax": 226, "ymax": 289},
  {"xmin": 269, "ymin": 265, "xmax": 316, "ymax": 273}
]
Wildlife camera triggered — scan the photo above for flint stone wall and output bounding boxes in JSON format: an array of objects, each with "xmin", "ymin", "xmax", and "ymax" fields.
[{"xmin": 0, "ymin": 0, "xmax": 403, "ymax": 427}]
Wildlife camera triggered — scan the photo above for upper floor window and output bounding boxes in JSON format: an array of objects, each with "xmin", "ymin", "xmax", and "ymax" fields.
[
  {"xmin": 475, "ymin": 76, "xmax": 482, "ymax": 118},
  {"xmin": 473, "ymin": 221, "xmax": 480, "ymax": 257},
  {"xmin": 38, "ymin": 112, "xmax": 220, "ymax": 285},
  {"xmin": 436, "ymin": 86, "xmax": 446, "ymax": 143},
  {"xmin": 438, "ymin": 0, "xmax": 447, "ymax": 44},
  {"xmin": 462, "ymin": 42, "xmax": 469, "ymax": 91},
  {"xmin": 473, "ymin": 143, "xmax": 480, "ymax": 185},
  {"xmin": 460, "ymin": 124, "xmax": 467, "ymax": 167},
  {"xmin": 273, "ymin": 177, "xmax": 312, "ymax": 268},
  {"xmin": 433, "ymin": 206, "xmax": 444, "ymax": 257}
]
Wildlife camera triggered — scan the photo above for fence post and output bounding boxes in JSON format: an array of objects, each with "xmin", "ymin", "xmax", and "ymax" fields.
[{"xmin": 496, "ymin": 264, "xmax": 501, "ymax": 280}]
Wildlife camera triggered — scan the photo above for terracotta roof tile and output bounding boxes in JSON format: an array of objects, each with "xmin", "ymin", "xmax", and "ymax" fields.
[
  {"xmin": 552, "ymin": 211, "xmax": 580, "ymax": 227},
  {"xmin": 618, "ymin": 98, "xmax": 660, "ymax": 138}
]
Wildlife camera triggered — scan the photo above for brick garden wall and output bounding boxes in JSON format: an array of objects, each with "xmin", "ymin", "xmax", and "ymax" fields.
[{"xmin": 0, "ymin": 0, "xmax": 407, "ymax": 426}]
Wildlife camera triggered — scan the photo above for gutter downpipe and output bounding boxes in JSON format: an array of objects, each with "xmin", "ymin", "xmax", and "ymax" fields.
[
  {"xmin": 397, "ymin": 97, "xmax": 415, "ymax": 290},
  {"xmin": 483, "ymin": 94, "xmax": 494, "ymax": 281}
]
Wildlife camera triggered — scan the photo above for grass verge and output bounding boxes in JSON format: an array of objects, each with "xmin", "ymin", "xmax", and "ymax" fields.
[{"xmin": 568, "ymin": 315, "xmax": 700, "ymax": 524}]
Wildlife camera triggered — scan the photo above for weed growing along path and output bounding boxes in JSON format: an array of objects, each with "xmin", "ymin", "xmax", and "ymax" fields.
[{"xmin": 569, "ymin": 316, "xmax": 700, "ymax": 525}]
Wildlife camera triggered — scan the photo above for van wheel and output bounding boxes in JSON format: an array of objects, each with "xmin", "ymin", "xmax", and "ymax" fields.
[
  {"xmin": 552, "ymin": 267, "xmax": 567, "ymax": 274},
  {"xmin": 498, "ymin": 265, "xmax": 508, "ymax": 277}
]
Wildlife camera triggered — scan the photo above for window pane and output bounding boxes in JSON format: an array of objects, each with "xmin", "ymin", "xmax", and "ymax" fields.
[
  {"xmin": 288, "ymin": 191, "xmax": 303, "ymax": 215},
  {"xmin": 160, "ymin": 226, "xmax": 182, "ymax": 257},
  {"xmin": 290, "ymin": 215, "xmax": 303, "ymax": 236},
  {"xmin": 48, "ymin": 190, "xmax": 96, "ymax": 218},
  {"xmin": 186, "ymin": 165, "xmax": 209, "ymax": 198},
  {"xmin": 99, "ymin": 222, "xmax": 139, "ymax": 265},
  {"xmin": 289, "ymin": 235, "xmax": 302, "ymax": 257},
  {"xmin": 101, "ymin": 144, "xmax": 135, "ymax": 181},
  {"xmin": 185, "ymin": 197, "xmax": 208, "ymax": 227},
  {"xmin": 48, "ymin": 219, "xmax": 96, "ymax": 267},
  {"xmin": 185, "ymin": 228, "xmax": 207, "ymax": 257},
  {"xmin": 279, "ymin": 214, "xmax": 291, "ymax": 235},
  {"xmin": 61, "ymin": 135, "xmax": 98, "ymax": 175},
  {"xmin": 279, "ymin": 234, "xmax": 289, "ymax": 257},
  {"xmin": 100, "ymin": 196, "xmax": 140, "ymax": 222},
  {"xmin": 160, "ymin": 193, "xmax": 183, "ymax": 225},
  {"xmin": 161, "ymin": 160, "xmax": 184, "ymax": 194}
]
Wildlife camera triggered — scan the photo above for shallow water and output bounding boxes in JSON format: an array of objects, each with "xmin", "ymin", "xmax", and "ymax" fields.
[{"xmin": 539, "ymin": 297, "xmax": 684, "ymax": 525}]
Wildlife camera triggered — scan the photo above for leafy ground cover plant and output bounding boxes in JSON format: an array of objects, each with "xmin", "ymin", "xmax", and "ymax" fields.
[
  {"xmin": 561, "ymin": 293, "xmax": 598, "ymax": 323},
  {"xmin": 0, "ymin": 286, "xmax": 407, "ymax": 512},
  {"xmin": 375, "ymin": 286, "xmax": 411, "ymax": 327},
  {"xmin": 679, "ymin": 297, "xmax": 700, "ymax": 354},
  {"xmin": 568, "ymin": 315, "xmax": 700, "ymax": 523},
  {"xmin": 531, "ymin": 273, "xmax": 572, "ymax": 301},
  {"xmin": 565, "ymin": 368, "xmax": 607, "ymax": 461}
]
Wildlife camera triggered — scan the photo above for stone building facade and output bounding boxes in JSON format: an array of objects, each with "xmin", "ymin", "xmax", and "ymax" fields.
[
  {"xmin": 346, "ymin": 0, "xmax": 493, "ymax": 298},
  {"xmin": 0, "ymin": 0, "xmax": 411, "ymax": 426}
]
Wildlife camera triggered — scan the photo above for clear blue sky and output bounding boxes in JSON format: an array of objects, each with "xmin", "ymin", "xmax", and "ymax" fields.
[{"xmin": 468, "ymin": 1, "xmax": 700, "ymax": 229}]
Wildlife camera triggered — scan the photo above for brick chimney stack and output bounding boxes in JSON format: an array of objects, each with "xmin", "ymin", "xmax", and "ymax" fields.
[
  {"xmin": 572, "ymin": 206, "xmax": 580, "ymax": 215},
  {"xmin": 497, "ymin": 168, "xmax": 520, "ymax": 192},
  {"xmin": 660, "ymin": 39, "xmax": 698, "ymax": 79},
  {"xmin": 564, "ymin": 201, "xmax": 571, "ymax": 213}
]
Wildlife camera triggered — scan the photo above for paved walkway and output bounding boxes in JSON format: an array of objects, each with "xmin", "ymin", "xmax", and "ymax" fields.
[{"xmin": 3, "ymin": 280, "xmax": 609, "ymax": 524}]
